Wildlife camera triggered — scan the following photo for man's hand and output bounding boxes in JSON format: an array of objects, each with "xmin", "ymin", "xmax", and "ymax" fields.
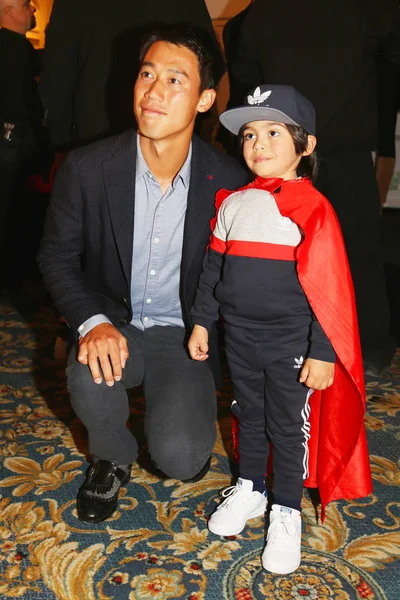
[
  {"xmin": 299, "ymin": 358, "xmax": 334, "ymax": 390},
  {"xmin": 188, "ymin": 325, "xmax": 209, "ymax": 361},
  {"xmin": 78, "ymin": 323, "xmax": 129, "ymax": 386}
]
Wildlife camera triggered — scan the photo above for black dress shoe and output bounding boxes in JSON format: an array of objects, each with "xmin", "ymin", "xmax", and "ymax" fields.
[
  {"xmin": 77, "ymin": 460, "xmax": 131, "ymax": 523},
  {"xmin": 182, "ymin": 456, "xmax": 211, "ymax": 483}
]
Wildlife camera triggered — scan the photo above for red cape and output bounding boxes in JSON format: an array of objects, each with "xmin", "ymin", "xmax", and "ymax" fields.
[{"xmin": 217, "ymin": 177, "xmax": 372, "ymax": 518}]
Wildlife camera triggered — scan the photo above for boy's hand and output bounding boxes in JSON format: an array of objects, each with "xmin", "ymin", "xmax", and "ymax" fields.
[
  {"xmin": 299, "ymin": 358, "xmax": 334, "ymax": 390},
  {"xmin": 188, "ymin": 325, "xmax": 209, "ymax": 361}
]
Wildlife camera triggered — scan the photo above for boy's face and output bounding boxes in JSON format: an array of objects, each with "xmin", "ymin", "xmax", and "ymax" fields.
[
  {"xmin": 134, "ymin": 41, "xmax": 216, "ymax": 144},
  {"xmin": 242, "ymin": 120, "xmax": 304, "ymax": 181}
]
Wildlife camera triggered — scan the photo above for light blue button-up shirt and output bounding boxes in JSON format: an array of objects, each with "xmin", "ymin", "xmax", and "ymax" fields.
[
  {"xmin": 130, "ymin": 137, "xmax": 191, "ymax": 330},
  {"xmin": 77, "ymin": 136, "xmax": 191, "ymax": 337}
]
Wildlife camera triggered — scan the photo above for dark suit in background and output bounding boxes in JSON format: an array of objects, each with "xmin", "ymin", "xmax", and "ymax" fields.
[
  {"xmin": 223, "ymin": 3, "xmax": 252, "ymax": 111},
  {"xmin": 215, "ymin": 2, "xmax": 252, "ymax": 155},
  {"xmin": 375, "ymin": 12, "xmax": 400, "ymax": 205},
  {"xmin": 39, "ymin": 0, "xmax": 217, "ymax": 148},
  {"xmin": 230, "ymin": 0, "xmax": 399, "ymax": 373},
  {"xmin": 0, "ymin": 26, "xmax": 44, "ymax": 289}
]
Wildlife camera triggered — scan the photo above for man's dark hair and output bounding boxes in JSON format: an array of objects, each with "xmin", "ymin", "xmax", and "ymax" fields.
[{"xmin": 138, "ymin": 22, "xmax": 225, "ymax": 92}]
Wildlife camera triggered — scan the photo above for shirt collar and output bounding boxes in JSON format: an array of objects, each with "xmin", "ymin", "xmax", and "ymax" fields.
[{"xmin": 135, "ymin": 133, "xmax": 192, "ymax": 189}]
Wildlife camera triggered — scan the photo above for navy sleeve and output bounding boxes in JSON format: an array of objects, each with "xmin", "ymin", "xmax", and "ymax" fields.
[
  {"xmin": 190, "ymin": 248, "xmax": 224, "ymax": 331},
  {"xmin": 308, "ymin": 313, "xmax": 336, "ymax": 363}
]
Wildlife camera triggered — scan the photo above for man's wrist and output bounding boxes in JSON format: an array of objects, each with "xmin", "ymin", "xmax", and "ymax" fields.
[{"xmin": 78, "ymin": 314, "xmax": 112, "ymax": 338}]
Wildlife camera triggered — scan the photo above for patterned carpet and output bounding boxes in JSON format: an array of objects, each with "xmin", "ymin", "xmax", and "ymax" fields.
[{"xmin": 0, "ymin": 289, "xmax": 399, "ymax": 600}]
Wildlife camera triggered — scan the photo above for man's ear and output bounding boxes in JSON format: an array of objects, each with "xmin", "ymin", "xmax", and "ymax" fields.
[
  {"xmin": 197, "ymin": 89, "xmax": 217, "ymax": 114},
  {"xmin": 302, "ymin": 135, "xmax": 317, "ymax": 156}
]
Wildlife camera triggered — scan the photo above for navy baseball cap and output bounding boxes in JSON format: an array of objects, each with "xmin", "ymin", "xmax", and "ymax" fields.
[{"xmin": 220, "ymin": 84, "xmax": 316, "ymax": 135}]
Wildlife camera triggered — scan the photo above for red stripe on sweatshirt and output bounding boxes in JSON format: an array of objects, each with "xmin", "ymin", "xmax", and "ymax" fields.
[{"xmin": 210, "ymin": 236, "xmax": 296, "ymax": 260}]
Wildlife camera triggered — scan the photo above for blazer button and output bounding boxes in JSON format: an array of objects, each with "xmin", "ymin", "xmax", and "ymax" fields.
[
  {"xmin": 120, "ymin": 318, "xmax": 128, "ymax": 325},
  {"xmin": 122, "ymin": 296, "xmax": 129, "ymax": 307}
]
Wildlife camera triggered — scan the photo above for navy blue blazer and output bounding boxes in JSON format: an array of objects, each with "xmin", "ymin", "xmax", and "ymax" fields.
[{"xmin": 38, "ymin": 130, "xmax": 248, "ymax": 380}]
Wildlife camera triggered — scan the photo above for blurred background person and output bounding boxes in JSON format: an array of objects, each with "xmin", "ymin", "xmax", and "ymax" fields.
[
  {"xmin": 375, "ymin": 14, "xmax": 400, "ymax": 206},
  {"xmin": 229, "ymin": 0, "xmax": 399, "ymax": 376},
  {"xmin": 222, "ymin": 1, "xmax": 253, "ymax": 111},
  {"xmin": 39, "ymin": 0, "xmax": 219, "ymax": 150},
  {"xmin": 0, "ymin": 0, "xmax": 46, "ymax": 293},
  {"xmin": 375, "ymin": 15, "xmax": 400, "ymax": 350},
  {"xmin": 215, "ymin": 0, "xmax": 253, "ymax": 154}
]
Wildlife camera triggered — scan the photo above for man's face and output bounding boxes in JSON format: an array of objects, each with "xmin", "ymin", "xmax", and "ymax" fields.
[
  {"xmin": 10, "ymin": 0, "xmax": 36, "ymax": 33},
  {"xmin": 134, "ymin": 41, "xmax": 215, "ymax": 143}
]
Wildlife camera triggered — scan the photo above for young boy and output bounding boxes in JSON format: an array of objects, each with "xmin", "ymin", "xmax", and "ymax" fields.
[{"xmin": 188, "ymin": 85, "xmax": 372, "ymax": 575}]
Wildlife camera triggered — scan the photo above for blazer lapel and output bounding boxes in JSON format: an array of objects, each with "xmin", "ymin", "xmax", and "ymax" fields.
[
  {"xmin": 103, "ymin": 132, "xmax": 137, "ymax": 285},
  {"xmin": 181, "ymin": 137, "xmax": 216, "ymax": 279}
]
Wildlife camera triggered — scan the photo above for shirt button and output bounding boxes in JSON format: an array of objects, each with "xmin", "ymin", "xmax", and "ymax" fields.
[
  {"xmin": 146, "ymin": 298, "xmax": 152, "ymax": 304},
  {"xmin": 150, "ymin": 269, "xmax": 156, "ymax": 275},
  {"xmin": 153, "ymin": 237, "xmax": 160, "ymax": 244},
  {"xmin": 144, "ymin": 317, "xmax": 149, "ymax": 322}
]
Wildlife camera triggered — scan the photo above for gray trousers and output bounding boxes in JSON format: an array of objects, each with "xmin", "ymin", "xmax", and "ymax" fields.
[{"xmin": 66, "ymin": 325, "xmax": 217, "ymax": 480}]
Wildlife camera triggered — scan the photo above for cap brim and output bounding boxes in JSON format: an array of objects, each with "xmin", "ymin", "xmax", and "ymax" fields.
[{"xmin": 219, "ymin": 107, "xmax": 299, "ymax": 135}]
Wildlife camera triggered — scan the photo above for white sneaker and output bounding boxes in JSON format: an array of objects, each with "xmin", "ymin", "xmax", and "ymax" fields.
[
  {"xmin": 262, "ymin": 504, "xmax": 302, "ymax": 574},
  {"xmin": 208, "ymin": 478, "xmax": 267, "ymax": 536}
]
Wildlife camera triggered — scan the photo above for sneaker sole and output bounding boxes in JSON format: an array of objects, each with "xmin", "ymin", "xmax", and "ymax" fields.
[
  {"xmin": 208, "ymin": 504, "xmax": 267, "ymax": 537},
  {"xmin": 262, "ymin": 556, "xmax": 301, "ymax": 575}
]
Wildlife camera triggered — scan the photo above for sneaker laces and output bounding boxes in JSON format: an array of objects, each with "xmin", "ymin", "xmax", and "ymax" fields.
[
  {"xmin": 218, "ymin": 485, "xmax": 244, "ymax": 509},
  {"xmin": 268, "ymin": 512, "xmax": 296, "ymax": 547}
]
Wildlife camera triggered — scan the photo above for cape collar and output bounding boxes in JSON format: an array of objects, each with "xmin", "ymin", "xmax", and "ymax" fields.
[
  {"xmin": 247, "ymin": 176, "xmax": 313, "ymax": 194},
  {"xmin": 248, "ymin": 176, "xmax": 284, "ymax": 193}
]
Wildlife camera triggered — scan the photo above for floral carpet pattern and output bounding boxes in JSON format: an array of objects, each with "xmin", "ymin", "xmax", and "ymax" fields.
[{"xmin": 0, "ymin": 291, "xmax": 399, "ymax": 600}]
